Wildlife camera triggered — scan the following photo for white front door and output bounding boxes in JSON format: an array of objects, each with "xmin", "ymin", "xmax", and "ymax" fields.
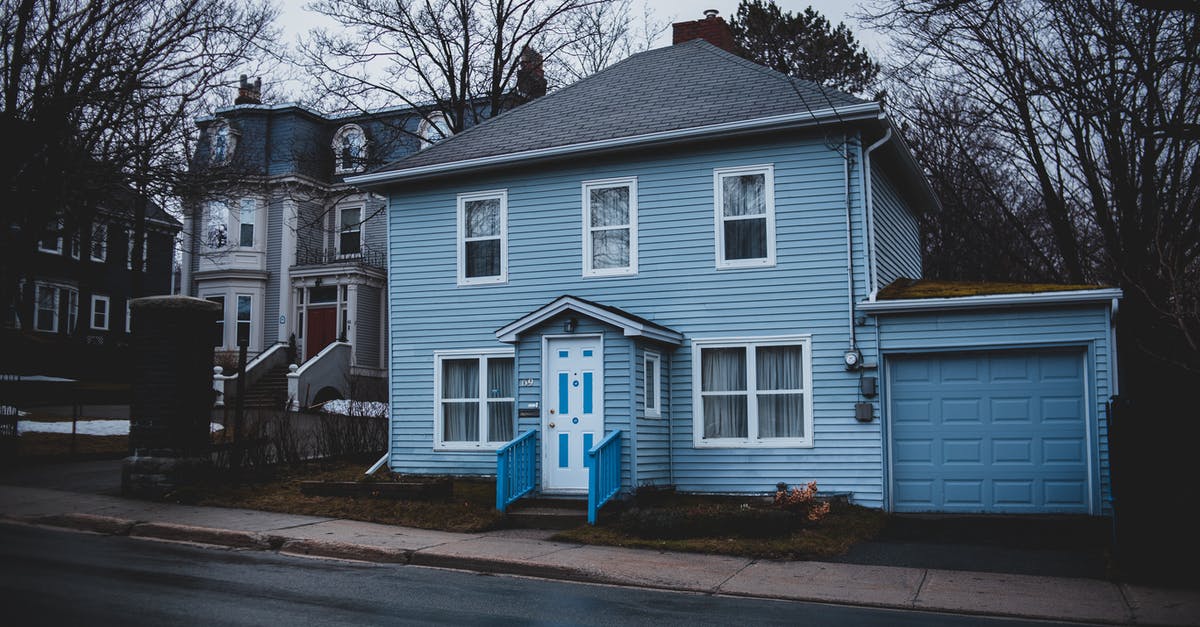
[{"xmin": 543, "ymin": 336, "xmax": 604, "ymax": 492}]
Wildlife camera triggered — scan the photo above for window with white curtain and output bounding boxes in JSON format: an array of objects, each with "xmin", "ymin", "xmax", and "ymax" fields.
[
  {"xmin": 457, "ymin": 191, "xmax": 507, "ymax": 285},
  {"xmin": 582, "ymin": 177, "xmax": 637, "ymax": 277},
  {"xmin": 692, "ymin": 335, "xmax": 812, "ymax": 447},
  {"xmin": 434, "ymin": 350, "xmax": 515, "ymax": 449},
  {"xmin": 714, "ymin": 165, "xmax": 776, "ymax": 268}
]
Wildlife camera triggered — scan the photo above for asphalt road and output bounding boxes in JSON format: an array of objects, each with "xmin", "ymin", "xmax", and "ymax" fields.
[{"xmin": 0, "ymin": 524, "xmax": 1079, "ymax": 627}]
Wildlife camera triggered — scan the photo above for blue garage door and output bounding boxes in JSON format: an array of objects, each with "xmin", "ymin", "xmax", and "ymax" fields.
[{"xmin": 889, "ymin": 350, "xmax": 1090, "ymax": 513}]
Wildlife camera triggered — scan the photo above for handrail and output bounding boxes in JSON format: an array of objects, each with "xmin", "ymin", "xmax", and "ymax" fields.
[
  {"xmin": 212, "ymin": 343, "xmax": 289, "ymax": 407},
  {"xmin": 496, "ymin": 429, "xmax": 538, "ymax": 512},
  {"xmin": 586, "ymin": 429, "xmax": 622, "ymax": 525}
]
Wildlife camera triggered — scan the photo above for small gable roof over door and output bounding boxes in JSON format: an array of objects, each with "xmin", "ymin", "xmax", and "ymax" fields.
[{"xmin": 495, "ymin": 295, "xmax": 684, "ymax": 345}]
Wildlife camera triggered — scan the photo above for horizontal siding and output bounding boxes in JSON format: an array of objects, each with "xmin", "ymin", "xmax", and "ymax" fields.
[
  {"xmin": 872, "ymin": 165, "xmax": 922, "ymax": 289},
  {"xmin": 388, "ymin": 132, "xmax": 886, "ymax": 504},
  {"xmin": 875, "ymin": 304, "xmax": 1114, "ymax": 515}
]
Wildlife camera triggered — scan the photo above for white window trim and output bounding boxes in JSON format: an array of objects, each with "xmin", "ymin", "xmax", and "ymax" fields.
[
  {"xmin": 210, "ymin": 120, "xmax": 235, "ymax": 163},
  {"xmin": 90, "ymin": 295, "xmax": 110, "ymax": 331},
  {"xmin": 432, "ymin": 348, "xmax": 516, "ymax": 451},
  {"xmin": 66, "ymin": 288, "xmax": 78, "ymax": 334},
  {"xmin": 238, "ymin": 199, "xmax": 256, "ymax": 249},
  {"xmin": 336, "ymin": 205, "xmax": 364, "ymax": 256},
  {"xmin": 713, "ymin": 164, "xmax": 777, "ymax": 269},
  {"xmin": 332, "ymin": 124, "xmax": 368, "ymax": 174},
  {"xmin": 456, "ymin": 190, "xmax": 508, "ymax": 286},
  {"xmin": 125, "ymin": 301, "xmax": 132, "ymax": 333},
  {"xmin": 91, "ymin": 223, "xmax": 107, "ymax": 262},
  {"xmin": 70, "ymin": 230, "xmax": 80, "ymax": 260},
  {"xmin": 581, "ymin": 176, "xmax": 638, "ymax": 278},
  {"xmin": 235, "ymin": 293, "xmax": 253, "ymax": 347},
  {"xmin": 691, "ymin": 334, "xmax": 814, "ymax": 448},
  {"xmin": 203, "ymin": 293, "xmax": 226, "ymax": 349},
  {"xmin": 34, "ymin": 283, "xmax": 60, "ymax": 333},
  {"xmin": 418, "ymin": 112, "xmax": 450, "ymax": 150},
  {"xmin": 39, "ymin": 218, "xmax": 64, "ymax": 254},
  {"xmin": 644, "ymin": 350, "xmax": 661, "ymax": 418}
]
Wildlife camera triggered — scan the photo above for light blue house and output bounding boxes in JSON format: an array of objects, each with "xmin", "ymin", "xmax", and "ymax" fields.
[{"xmin": 349, "ymin": 15, "xmax": 1120, "ymax": 518}]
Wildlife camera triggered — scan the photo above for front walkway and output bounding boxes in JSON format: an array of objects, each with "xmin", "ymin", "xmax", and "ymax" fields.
[{"xmin": 1, "ymin": 483, "xmax": 1196, "ymax": 626}]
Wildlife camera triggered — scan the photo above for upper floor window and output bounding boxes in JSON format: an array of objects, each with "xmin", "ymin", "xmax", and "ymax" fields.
[
  {"xmin": 692, "ymin": 335, "xmax": 813, "ymax": 448},
  {"xmin": 714, "ymin": 165, "xmax": 776, "ymax": 269},
  {"xmin": 90, "ymin": 223, "xmax": 107, "ymax": 262},
  {"xmin": 238, "ymin": 199, "xmax": 255, "ymax": 247},
  {"xmin": 582, "ymin": 177, "xmax": 638, "ymax": 277},
  {"xmin": 418, "ymin": 112, "xmax": 451, "ymax": 150},
  {"xmin": 34, "ymin": 284, "xmax": 60, "ymax": 333},
  {"xmin": 457, "ymin": 190, "xmax": 507, "ymax": 286},
  {"xmin": 205, "ymin": 201, "xmax": 228, "ymax": 249},
  {"xmin": 338, "ymin": 207, "xmax": 362, "ymax": 256},
  {"xmin": 126, "ymin": 228, "xmax": 148, "ymax": 270},
  {"xmin": 209, "ymin": 120, "xmax": 234, "ymax": 163},
  {"xmin": 333, "ymin": 124, "xmax": 368, "ymax": 173},
  {"xmin": 38, "ymin": 217, "xmax": 63, "ymax": 254},
  {"xmin": 91, "ymin": 294, "xmax": 110, "ymax": 331}
]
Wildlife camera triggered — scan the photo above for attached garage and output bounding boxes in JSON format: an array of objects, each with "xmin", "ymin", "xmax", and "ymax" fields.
[
  {"xmin": 888, "ymin": 349, "xmax": 1091, "ymax": 513},
  {"xmin": 860, "ymin": 284, "xmax": 1122, "ymax": 516}
]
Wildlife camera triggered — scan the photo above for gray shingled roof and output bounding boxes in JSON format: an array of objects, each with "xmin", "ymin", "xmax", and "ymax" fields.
[{"xmin": 374, "ymin": 39, "xmax": 866, "ymax": 173}]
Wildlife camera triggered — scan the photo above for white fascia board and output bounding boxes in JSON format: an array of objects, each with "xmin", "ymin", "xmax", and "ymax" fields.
[
  {"xmin": 858, "ymin": 288, "xmax": 1124, "ymax": 313},
  {"xmin": 348, "ymin": 102, "xmax": 883, "ymax": 187},
  {"xmin": 496, "ymin": 297, "xmax": 683, "ymax": 345}
]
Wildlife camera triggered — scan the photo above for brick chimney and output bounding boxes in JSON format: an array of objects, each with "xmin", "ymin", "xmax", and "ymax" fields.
[
  {"xmin": 672, "ymin": 9, "xmax": 736, "ymax": 52},
  {"xmin": 515, "ymin": 46, "xmax": 547, "ymax": 104},
  {"xmin": 235, "ymin": 75, "xmax": 262, "ymax": 106}
]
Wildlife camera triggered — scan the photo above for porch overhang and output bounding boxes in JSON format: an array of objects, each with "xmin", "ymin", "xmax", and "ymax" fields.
[{"xmin": 495, "ymin": 295, "xmax": 684, "ymax": 345}]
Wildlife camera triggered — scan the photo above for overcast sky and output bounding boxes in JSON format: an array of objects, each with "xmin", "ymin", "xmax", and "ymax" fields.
[{"xmin": 269, "ymin": 1, "xmax": 884, "ymax": 102}]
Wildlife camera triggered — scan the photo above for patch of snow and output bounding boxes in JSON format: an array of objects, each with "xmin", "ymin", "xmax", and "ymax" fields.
[
  {"xmin": 18, "ymin": 420, "xmax": 224, "ymax": 436},
  {"xmin": 320, "ymin": 400, "xmax": 388, "ymax": 418},
  {"xmin": 0, "ymin": 374, "xmax": 75, "ymax": 382}
]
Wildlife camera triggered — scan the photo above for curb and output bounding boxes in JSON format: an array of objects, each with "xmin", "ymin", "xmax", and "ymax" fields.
[
  {"xmin": 128, "ymin": 522, "xmax": 270, "ymax": 550},
  {"xmin": 276, "ymin": 538, "xmax": 411, "ymax": 564},
  {"xmin": 408, "ymin": 552, "xmax": 608, "ymax": 586},
  {"xmin": 29, "ymin": 513, "xmax": 137, "ymax": 536}
]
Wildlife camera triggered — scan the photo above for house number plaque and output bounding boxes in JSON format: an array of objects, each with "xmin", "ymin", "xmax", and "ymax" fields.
[{"xmin": 519, "ymin": 378, "xmax": 536, "ymax": 387}]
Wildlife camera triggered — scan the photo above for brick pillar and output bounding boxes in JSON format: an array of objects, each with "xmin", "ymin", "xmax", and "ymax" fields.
[{"xmin": 122, "ymin": 296, "xmax": 221, "ymax": 498}]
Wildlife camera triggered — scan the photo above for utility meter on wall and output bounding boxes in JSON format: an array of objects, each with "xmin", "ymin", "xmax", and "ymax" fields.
[{"xmin": 843, "ymin": 349, "xmax": 863, "ymax": 371}]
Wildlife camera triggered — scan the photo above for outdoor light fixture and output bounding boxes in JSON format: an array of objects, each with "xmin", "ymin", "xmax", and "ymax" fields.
[{"xmin": 564, "ymin": 317, "xmax": 577, "ymax": 333}]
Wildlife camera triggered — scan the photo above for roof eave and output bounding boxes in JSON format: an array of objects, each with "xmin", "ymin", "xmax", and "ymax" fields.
[
  {"xmin": 348, "ymin": 102, "xmax": 884, "ymax": 188},
  {"xmin": 496, "ymin": 296, "xmax": 684, "ymax": 345},
  {"xmin": 858, "ymin": 288, "xmax": 1124, "ymax": 313}
]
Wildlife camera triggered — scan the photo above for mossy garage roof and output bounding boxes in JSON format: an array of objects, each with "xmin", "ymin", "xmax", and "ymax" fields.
[{"xmin": 877, "ymin": 278, "xmax": 1111, "ymax": 300}]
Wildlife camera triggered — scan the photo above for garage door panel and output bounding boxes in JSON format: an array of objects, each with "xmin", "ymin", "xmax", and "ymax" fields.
[{"xmin": 890, "ymin": 350, "xmax": 1090, "ymax": 514}]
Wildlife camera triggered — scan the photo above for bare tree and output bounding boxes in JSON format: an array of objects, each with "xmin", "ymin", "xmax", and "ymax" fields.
[
  {"xmin": 866, "ymin": 0, "xmax": 1200, "ymax": 373},
  {"xmin": 548, "ymin": 0, "xmax": 669, "ymax": 86},
  {"xmin": 298, "ymin": 0, "xmax": 609, "ymax": 141},
  {"xmin": 1, "ymin": 0, "xmax": 278, "ymax": 324}
]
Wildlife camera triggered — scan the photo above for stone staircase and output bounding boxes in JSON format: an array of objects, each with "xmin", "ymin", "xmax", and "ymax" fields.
[{"xmin": 236, "ymin": 363, "xmax": 291, "ymax": 411}]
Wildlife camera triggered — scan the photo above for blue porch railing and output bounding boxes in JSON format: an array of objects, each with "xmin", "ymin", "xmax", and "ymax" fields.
[
  {"xmin": 496, "ymin": 429, "xmax": 538, "ymax": 512},
  {"xmin": 586, "ymin": 430, "xmax": 622, "ymax": 525}
]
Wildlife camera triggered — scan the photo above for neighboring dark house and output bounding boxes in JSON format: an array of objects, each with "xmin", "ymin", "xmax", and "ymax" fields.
[{"xmin": 4, "ymin": 189, "xmax": 182, "ymax": 380}]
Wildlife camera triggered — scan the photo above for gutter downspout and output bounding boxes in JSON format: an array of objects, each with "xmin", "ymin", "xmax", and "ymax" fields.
[
  {"xmin": 1110, "ymin": 297, "xmax": 1120, "ymax": 397},
  {"xmin": 843, "ymin": 134, "xmax": 857, "ymax": 352},
  {"xmin": 864, "ymin": 124, "xmax": 892, "ymax": 300}
]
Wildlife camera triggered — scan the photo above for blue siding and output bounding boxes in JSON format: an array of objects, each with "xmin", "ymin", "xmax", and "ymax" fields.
[
  {"xmin": 635, "ymin": 343, "xmax": 674, "ymax": 487},
  {"xmin": 387, "ymin": 132, "xmax": 881, "ymax": 503},
  {"xmin": 355, "ymin": 285, "xmax": 382, "ymax": 368},
  {"xmin": 872, "ymin": 165, "xmax": 922, "ymax": 289},
  {"xmin": 873, "ymin": 304, "xmax": 1114, "ymax": 515}
]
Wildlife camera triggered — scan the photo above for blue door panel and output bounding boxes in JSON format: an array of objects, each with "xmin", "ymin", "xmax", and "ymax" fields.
[{"xmin": 890, "ymin": 350, "xmax": 1089, "ymax": 514}]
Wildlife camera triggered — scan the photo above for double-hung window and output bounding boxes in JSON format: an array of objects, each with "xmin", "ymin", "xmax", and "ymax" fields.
[
  {"xmin": 39, "ymin": 218, "xmax": 63, "ymax": 254},
  {"xmin": 91, "ymin": 295, "xmax": 110, "ymax": 331},
  {"xmin": 457, "ymin": 191, "xmax": 507, "ymax": 285},
  {"xmin": 239, "ymin": 199, "xmax": 255, "ymax": 247},
  {"xmin": 714, "ymin": 165, "xmax": 776, "ymax": 268},
  {"xmin": 206, "ymin": 295, "xmax": 225, "ymax": 347},
  {"xmin": 236, "ymin": 295, "xmax": 252, "ymax": 346},
  {"xmin": 34, "ymin": 284, "xmax": 59, "ymax": 332},
  {"xmin": 91, "ymin": 224, "xmax": 107, "ymax": 262},
  {"xmin": 693, "ymin": 335, "xmax": 812, "ymax": 448},
  {"xmin": 205, "ymin": 202, "xmax": 228, "ymax": 249},
  {"xmin": 582, "ymin": 178, "xmax": 637, "ymax": 277},
  {"xmin": 338, "ymin": 207, "xmax": 362, "ymax": 255},
  {"xmin": 644, "ymin": 351, "xmax": 661, "ymax": 418},
  {"xmin": 434, "ymin": 350, "xmax": 515, "ymax": 449},
  {"xmin": 66, "ymin": 289, "xmax": 78, "ymax": 334},
  {"xmin": 126, "ymin": 228, "xmax": 148, "ymax": 270}
]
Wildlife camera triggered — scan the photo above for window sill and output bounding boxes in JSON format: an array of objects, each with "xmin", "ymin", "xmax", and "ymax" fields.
[
  {"xmin": 434, "ymin": 442, "xmax": 505, "ymax": 452},
  {"xmin": 583, "ymin": 269, "xmax": 637, "ymax": 279},
  {"xmin": 457, "ymin": 277, "xmax": 507, "ymax": 287},
  {"xmin": 692, "ymin": 438, "xmax": 813, "ymax": 449},
  {"xmin": 715, "ymin": 259, "xmax": 776, "ymax": 270}
]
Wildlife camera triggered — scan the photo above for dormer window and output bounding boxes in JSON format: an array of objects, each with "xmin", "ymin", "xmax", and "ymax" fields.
[
  {"xmin": 333, "ymin": 124, "xmax": 368, "ymax": 173},
  {"xmin": 418, "ymin": 112, "xmax": 451, "ymax": 150},
  {"xmin": 209, "ymin": 120, "xmax": 235, "ymax": 164}
]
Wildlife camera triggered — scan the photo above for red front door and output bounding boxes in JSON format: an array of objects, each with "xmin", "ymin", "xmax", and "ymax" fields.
[{"xmin": 306, "ymin": 306, "xmax": 337, "ymax": 360}]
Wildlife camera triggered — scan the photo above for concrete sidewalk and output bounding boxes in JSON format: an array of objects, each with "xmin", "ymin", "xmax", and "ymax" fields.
[{"xmin": 1, "ymin": 484, "xmax": 1196, "ymax": 626}]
